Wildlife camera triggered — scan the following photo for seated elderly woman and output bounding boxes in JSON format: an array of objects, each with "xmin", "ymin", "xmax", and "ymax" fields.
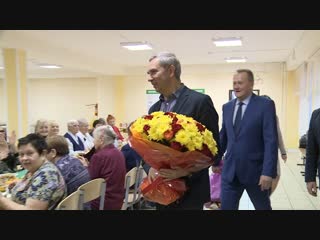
[
  {"xmin": 79, "ymin": 125, "xmax": 126, "ymax": 210},
  {"xmin": 106, "ymin": 114, "xmax": 124, "ymax": 141},
  {"xmin": 46, "ymin": 135, "xmax": 91, "ymax": 195},
  {"xmin": 34, "ymin": 119, "xmax": 49, "ymax": 139},
  {"xmin": 48, "ymin": 120, "xmax": 60, "ymax": 137},
  {"xmin": 0, "ymin": 134, "xmax": 66, "ymax": 210},
  {"xmin": 89, "ymin": 118, "xmax": 106, "ymax": 137}
]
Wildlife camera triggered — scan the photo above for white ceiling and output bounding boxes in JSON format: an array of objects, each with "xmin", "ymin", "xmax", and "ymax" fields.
[{"xmin": 1, "ymin": 30, "xmax": 320, "ymax": 77}]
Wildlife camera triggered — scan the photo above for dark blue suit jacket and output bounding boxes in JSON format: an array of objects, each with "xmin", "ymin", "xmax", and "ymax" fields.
[
  {"xmin": 146, "ymin": 85, "xmax": 220, "ymax": 209},
  {"xmin": 121, "ymin": 143, "xmax": 142, "ymax": 172},
  {"xmin": 305, "ymin": 108, "xmax": 320, "ymax": 183},
  {"xmin": 220, "ymin": 94, "xmax": 278, "ymax": 185}
]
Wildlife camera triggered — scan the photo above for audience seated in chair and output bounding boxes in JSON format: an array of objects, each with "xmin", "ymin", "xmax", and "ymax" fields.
[
  {"xmin": 77, "ymin": 118, "xmax": 94, "ymax": 152},
  {"xmin": 46, "ymin": 135, "xmax": 91, "ymax": 195},
  {"xmin": 64, "ymin": 120, "xmax": 85, "ymax": 156},
  {"xmin": 106, "ymin": 114, "xmax": 124, "ymax": 142},
  {"xmin": 48, "ymin": 120, "xmax": 60, "ymax": 137},
  {"xmin": 34, "ymin": 119, "xmax": 49, "ymax": 139},
  {"xmin": 78, "ymin": 125, "xmax": 126, "ymax": 210},
  {"xmin": 89, "ymin": 119, "xmax": 106, "ymax": 137},
  {"xmin": 0, "ymin": 134, "xmax": 66, "ymax": 210}
]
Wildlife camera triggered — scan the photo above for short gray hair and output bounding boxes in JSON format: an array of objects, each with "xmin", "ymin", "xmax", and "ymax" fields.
[
  {"xmin": 77, "ymin": 118, "xmax": 89, "ymax": 126},
  {"xmin": 149, "ymin": 52, "xmax": 181, "ymax": 81},
  {"xmin": 93, "ymin": 125, "xmax": 117, "ymax": 146},
  {"xmin": 67, "ymin": 120, "xmax": 79, "ymax": 127}
]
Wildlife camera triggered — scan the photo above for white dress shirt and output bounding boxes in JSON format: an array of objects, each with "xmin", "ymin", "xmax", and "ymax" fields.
[
  {"xmin": 233, "ymin": 94, "xmax": 252, "ymax": 125},
  {"xmin": 65, "ymin": 131, "xmax": 85, "ymax": 157},
  {"xmin": 76, "ymin": 132, "xmax": 94, "ymax": 151}
]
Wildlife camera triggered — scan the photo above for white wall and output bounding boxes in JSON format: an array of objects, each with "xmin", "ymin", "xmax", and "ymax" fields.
[
  {"xmin": 296, "ymin": 59, "xmax": 320, "ymax": 136},
  {"xmin": 96, "ymin": 76, "xmax": 117, "ymax": 120},
  {"xmin": 121, "ymin": 75, "xmax": 150, "ymax": 124},
  {"xmin": 296, "ymin": 63, "xmax": 310, "ymax": 136},
  {"xmin": 28, "ymin": 77, "xmax": 99, "ymax": 134},
  {"xmin": 3, "ymin": 63, "xmax": 286, "ymax": 139},
  {"xmin": 311, "ymin": 60, "xmax": 320, "ymax": 110}
]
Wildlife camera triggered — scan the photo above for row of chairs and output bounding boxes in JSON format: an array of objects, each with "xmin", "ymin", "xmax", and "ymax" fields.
[
  {"xmin": 122, "ymin": 165, "xmax": 147, "ymax": 210},
  {"xmin": 56, "ymin": 165, "xmax": 147, "ymax": 210},
  {"xmin": 298, "ymin": 148, "xmax": 306, "ymax": 176},
  {"xmin": 56, "ymin": 178, "xmax": 106, "ymax": 210}
]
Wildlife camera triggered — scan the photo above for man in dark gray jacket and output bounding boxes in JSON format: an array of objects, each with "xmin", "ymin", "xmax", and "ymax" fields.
[{"xmin": 305, "ymin": 108, "xmax": 320, "ymax": 197}]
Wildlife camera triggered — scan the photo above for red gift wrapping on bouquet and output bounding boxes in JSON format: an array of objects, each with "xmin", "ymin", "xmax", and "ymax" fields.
[
  {"xmin": 129, "ymin": 131, "xmax": 214, "ymax": 205},
  {"xmin": 140, "ymin": 176, "xmax": 187, "ymax": 205}
]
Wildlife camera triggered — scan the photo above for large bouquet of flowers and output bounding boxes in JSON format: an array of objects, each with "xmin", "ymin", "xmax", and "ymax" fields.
[{"xmin": 129, "ymin": 111, "xmax": 218, "ymax": 205}]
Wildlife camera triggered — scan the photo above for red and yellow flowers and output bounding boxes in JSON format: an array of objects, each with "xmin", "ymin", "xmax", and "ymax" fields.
[
  {"xmin": 130, "ymin": 111, "xmax": 217, "ymax": 157},
  {"xmin": 129, "ymin": 111, "xmax": 218, "ymax": 205}
]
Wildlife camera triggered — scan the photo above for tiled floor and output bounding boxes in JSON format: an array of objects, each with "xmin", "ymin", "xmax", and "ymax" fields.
[
  {"xmin": 140, "ymin": 150, "xmax": 320, "ymax": 210},
  {"xmin": 239, "ymin": 150, "xmax": 320, "ymax": 210}
]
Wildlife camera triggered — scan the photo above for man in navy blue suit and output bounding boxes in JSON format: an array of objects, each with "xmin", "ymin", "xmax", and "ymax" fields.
[{"xmin": 219, "ymin": 69, "xmax": 278, "ymax": 210}]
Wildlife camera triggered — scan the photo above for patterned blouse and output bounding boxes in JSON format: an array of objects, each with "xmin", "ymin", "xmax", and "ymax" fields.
[
  {"xmin": 55, "ymin": 154, "xmax": 91, "ymax": 195},
  {"xmin": 11, "ymin": 161, "xmax": 66, "ymax": 209}
]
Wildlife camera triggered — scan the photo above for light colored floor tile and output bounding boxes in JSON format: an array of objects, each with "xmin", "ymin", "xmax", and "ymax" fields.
[
  {"xmin": 271, "ymin": 195, "xmax": 288, "ymax": 200},
  {"xmin": 272, "ymin": 207, "xmax": 293, "ymax": 210},
  {"xmin": 272, "ymin": 204, "xmax": 293, "ymax": 210},
  {"xmin": 272, "ymin": 200, "xmax": 292, "ymax": 205},
  {"xmin": 238, "ymin": 151, "xmax": 319, "ymax": 210}
]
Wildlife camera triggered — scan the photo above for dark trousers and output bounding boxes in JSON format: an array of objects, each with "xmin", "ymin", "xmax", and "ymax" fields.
[{"xmin": 220, "ymin": 175, "xmax": 271, "ymax": 210}]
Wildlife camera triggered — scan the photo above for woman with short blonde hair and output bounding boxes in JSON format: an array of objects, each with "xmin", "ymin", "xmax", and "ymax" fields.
[
  {"xmin": 48, "ymin": 120, "xmax": 60, "ymax": 137},
  {"xmin": 34, "ymin": 119, "xmax": 49, "ymax": 138}
]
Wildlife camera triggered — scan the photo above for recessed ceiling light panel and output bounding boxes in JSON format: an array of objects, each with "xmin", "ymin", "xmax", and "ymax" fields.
[
  {"xmin": 120, "ymin": 41, "xmax": 153, "ymax": 51},
  {"xmin": 39, "ymin": 64, "xmax": 62, "ymax": 69},
  {"xmin": 225, "ymin": 57, "xmax": 247, "ymax": 63},
  {"xmin": 213, "ymin": 37, "xmax": 242, "ymax": 47}
]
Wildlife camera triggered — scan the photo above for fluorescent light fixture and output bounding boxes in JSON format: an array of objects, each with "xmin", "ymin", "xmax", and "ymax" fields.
[
  {"xmin": 0, "ymin": 66, "xmax": 4, "ymax": 69},
  {"xmin": 213, "ymin": 37, "xmax": 242, "ymax": 47},
  {"xmin": 225, "ymin": 57, "xmax": 247, "ymax": 63},
  {"xmin": 39, "ymin": 64, "xmax": 62, "ymax": 69},
  {"xmin": 120, "ymin": 41, "xmax": 152, "ymax": 51}
]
